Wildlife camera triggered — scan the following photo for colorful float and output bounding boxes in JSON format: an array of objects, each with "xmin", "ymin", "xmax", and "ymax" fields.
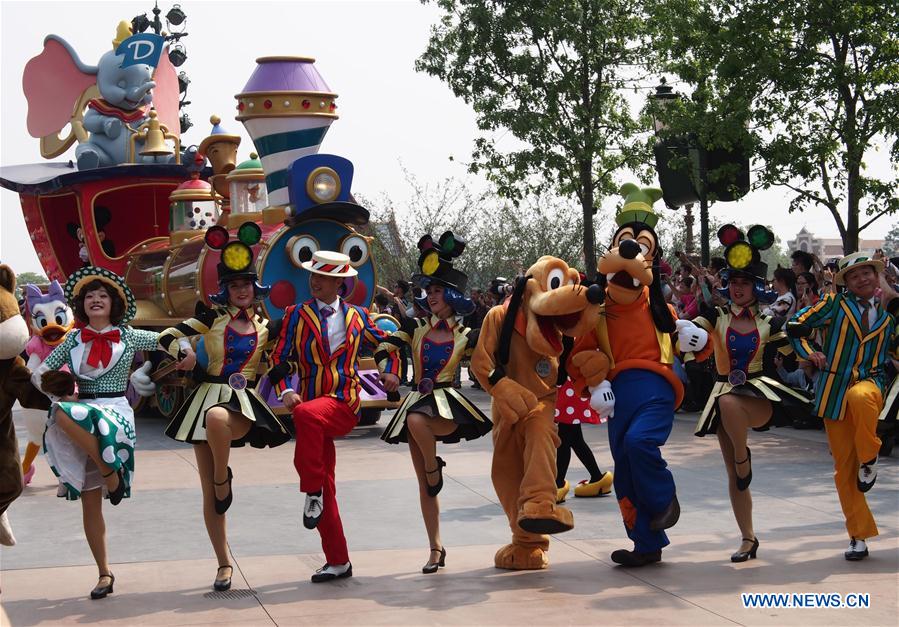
[{"xmin": 1, "ymin": 23, "xmax": 397, "ymax": 423}]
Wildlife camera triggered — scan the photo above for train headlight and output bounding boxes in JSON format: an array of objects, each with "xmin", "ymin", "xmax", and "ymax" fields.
[{"xmin": 307, "ymin": 167, "xmax": 340, "ymax": 204}]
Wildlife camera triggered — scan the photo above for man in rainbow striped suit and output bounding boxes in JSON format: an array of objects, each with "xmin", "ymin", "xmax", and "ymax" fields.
[
  {"xmin": 788, "ymin": 252, "xmax": 897, "ymax": 561},
  {"xmin": 269, "ymin": 250, "xmax": 391, "ymax": 582}
]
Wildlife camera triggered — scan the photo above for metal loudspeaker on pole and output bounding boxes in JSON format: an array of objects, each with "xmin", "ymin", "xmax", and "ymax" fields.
[{"xmin": 649, "ymin": 79, "xmax": 751, "ymax": 267}]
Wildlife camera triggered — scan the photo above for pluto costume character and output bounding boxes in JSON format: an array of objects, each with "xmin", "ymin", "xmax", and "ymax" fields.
[
  {"xmin": 0, "ymin": 265, "xmax": 51, "ymax": 545},
  {"xmin": 569, "ymin": 184, "xmax": 684, "ymax": 567},
  {"xmin": 471, "ymin": 257, "xmax": 603, "ymax": 570}
]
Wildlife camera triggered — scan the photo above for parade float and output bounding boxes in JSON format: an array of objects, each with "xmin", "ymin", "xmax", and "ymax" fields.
[{"xmin": 0, "ymin": 21, "xmax": 399, "ymax": 423}]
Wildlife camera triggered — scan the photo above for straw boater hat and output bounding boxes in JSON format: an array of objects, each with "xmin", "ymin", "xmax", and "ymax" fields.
[
  {"xmin": 834, "ymin": 252, "xmax": 884, "ymax": 286},
  {"xmin": 64, "ymin": 265, "xmax": 137, "ymax": 324},
  {"xmin": 301, "ymin": 251, "xmax": 358, "ymax": 277}
]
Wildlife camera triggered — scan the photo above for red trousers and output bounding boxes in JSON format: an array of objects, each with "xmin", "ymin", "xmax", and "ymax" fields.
[{"xmin": 293, "ymin": 396, "xmax": 358, "ymax": 565}]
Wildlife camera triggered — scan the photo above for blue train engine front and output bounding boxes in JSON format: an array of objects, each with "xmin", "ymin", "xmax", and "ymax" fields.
[{"xmin": 252, "ymin": 154, "xmax": 398, "ymax": 423}]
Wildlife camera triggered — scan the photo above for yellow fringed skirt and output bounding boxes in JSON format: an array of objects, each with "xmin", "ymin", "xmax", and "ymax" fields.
[{"xmin": 164, "ymin": 381, "xmax": 290, "ymax": 448}]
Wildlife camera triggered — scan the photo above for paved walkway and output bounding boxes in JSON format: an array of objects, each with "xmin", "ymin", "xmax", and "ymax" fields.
[{"xmin": 1, "ymin": 388, "xmax": 897, "ymax": 626}]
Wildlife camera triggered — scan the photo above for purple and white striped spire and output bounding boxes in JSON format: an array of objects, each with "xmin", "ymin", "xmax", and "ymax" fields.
[{"xmin": 235, "ymin": 57, "xmax": 338, "ymax": 207}]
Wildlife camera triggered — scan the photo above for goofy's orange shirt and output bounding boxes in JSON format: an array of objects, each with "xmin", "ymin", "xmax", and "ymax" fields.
[{"xmin": 570, "ymin": 287, "xmax": 684, "ymax": 407}]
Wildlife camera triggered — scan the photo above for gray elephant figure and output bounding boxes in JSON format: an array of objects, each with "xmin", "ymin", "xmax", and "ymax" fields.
[{"xmin": 23, "ymin": 24, "xmax": 186, "ymax": 169}]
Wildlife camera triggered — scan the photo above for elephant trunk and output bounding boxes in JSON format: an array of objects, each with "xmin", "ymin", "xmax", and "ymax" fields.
[{"xmin": 128, "ymin": 81, "xmax": 156, "ymax": 105}]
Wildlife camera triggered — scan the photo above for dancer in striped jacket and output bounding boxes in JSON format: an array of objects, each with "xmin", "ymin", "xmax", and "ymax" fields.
[{"xmin": 268, "ymin": 250, "xmax": 391, "ymax": 583}]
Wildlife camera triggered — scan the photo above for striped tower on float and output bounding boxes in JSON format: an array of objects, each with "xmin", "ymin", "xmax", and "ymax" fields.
[{"xmin": 235, "ymin": 56, "xmax": 337, "ymax": 207}]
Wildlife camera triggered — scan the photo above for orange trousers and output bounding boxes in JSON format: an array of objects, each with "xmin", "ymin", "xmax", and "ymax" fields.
[{"xmin": 823, "ymin": 381, "xmax": 881, "ymax": 540}]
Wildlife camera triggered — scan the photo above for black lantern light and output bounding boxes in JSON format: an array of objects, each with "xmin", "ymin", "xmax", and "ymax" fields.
[
  {"xmin": 168, "ymin": 43, "xmax": 187, "ymax": 67},
  {"xmin": 131, "ymin": 13, "xmax": 151, "ymax": 33},
  {"xmin": 166, "ymin": 4, "xmax": 186, "ymax": 25},
  {"xmin": 179, "ymin": 112, "xmax": 193, "ymax": 134}
]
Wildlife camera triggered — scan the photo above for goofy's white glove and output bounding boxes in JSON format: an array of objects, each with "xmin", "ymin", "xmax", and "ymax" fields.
[
  {"xmin": 676, "ymin": 319, "xmax": 708, "ymax": 352},
  {"xmin": 129, "ymin": 361, "xmax": 156, "ymax": 397},
  {"xmin": 588, "ymin": 380, "xmax": 615, "ymax": 420}
]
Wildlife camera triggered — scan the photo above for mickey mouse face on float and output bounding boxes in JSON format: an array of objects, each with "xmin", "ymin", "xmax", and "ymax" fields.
[{"xmin": 258, "ymin": 219, "xmax": 377, "ymax": 316}]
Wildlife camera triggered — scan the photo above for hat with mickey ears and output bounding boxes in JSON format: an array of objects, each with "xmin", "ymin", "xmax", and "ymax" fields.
[
  {"xmin": 718, "ymin": 224, "xmax": 774, "ymax": 282},
  {"xmin": 834, "ymin": 252, "xmax": 884, "ymax": 286},
  {"xmin": 205, "ymin": 221, "xmax": 264, "ymax": 286},
  {"xmin": 64, "ymin": 266, "xmax": 137, "ymax": 324},
  {"xmin": 412, "ymin": 231, "xmax": 469, "ymax": 292}
]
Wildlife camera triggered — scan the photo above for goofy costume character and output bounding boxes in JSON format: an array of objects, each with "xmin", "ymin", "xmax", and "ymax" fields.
[
  {"xmin": 568, "ymin": 184, "xmax": 683, "ymax": 567},
  {"xmin": 788, "ymin": 252, "xmax": 898, "ymax": 561},
  {"xmin": 268, "ymin": 250, "xmax": 390, "ymax": 583}
]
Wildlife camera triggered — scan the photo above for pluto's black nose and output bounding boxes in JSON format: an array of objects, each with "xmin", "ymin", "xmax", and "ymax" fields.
[{"xmin": 586, "ymin": 284, "xmax": 603, "ymax": 304}]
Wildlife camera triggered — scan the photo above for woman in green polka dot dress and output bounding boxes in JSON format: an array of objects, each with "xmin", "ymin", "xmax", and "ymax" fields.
[{"xmin": 31, "ymin": 266, "xmax": 159, "ymax": 600}]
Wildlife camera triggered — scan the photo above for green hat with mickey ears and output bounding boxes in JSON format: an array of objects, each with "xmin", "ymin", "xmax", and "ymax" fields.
[
  {"xmin": 616, "ymin": 183, "xmax": 663, "ymax": 229},
  {"xmin": 64, "ymin": 266, "xmax": 137, "ymax": 324}
]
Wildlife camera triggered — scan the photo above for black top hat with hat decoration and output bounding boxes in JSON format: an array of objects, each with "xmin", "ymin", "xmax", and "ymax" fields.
[
  {"xmin": 204, "ymin": 221, "xmax": 271, "ymax": 305},
  {"xmin": 718, "ymin": 224, "xmax": 774, "ymax": 283},
  {"xmin": 412, "ymin": 231, "xmax": 475, "ymax": 315},
  {"xmin": 413, "ymin": 231, "xmax": 469, "ymax": 292}
]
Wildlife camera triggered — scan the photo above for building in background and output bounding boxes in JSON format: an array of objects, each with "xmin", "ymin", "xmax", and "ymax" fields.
[{"xmin": 788, "ymin": 227, "xmax": 884, "ymax": 262}]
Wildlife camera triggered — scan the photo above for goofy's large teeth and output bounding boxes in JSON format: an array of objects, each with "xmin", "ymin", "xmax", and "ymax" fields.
[
  {"xmin": 606, "ymin": 273, "xmax": 616, "ymax": 282},
  {"xmin": 632, "ymin": 277, "xmax": 641, "ymax": 287}
]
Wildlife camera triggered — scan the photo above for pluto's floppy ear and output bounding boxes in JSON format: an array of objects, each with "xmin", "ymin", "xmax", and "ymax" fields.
[{"xmin": 0, "ymin": 265, "xmax": 16, "ymax": 294}]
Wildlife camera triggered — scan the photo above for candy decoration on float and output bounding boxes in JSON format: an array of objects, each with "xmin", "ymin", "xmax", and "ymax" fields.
[{"xmin": 235, "ymin": 56, "xmax": 337, "ymax": 207}]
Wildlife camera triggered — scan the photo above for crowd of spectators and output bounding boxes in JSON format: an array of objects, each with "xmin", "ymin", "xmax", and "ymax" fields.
[
  {"xmin": 665, "ymin": 246, "xmax": 899, "ymax": 435},
  {"xmin": 370, "ymin": 248, "xmax": 897, "ymax": 446},
  {"xmin": 371, "ymin": 278, "xmax": 505, "ymax": 389}
]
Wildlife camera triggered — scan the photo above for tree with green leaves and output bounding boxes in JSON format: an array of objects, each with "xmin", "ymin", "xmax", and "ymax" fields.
[
  {"xmin": 650, "ymin": 0, "xmax": 899, "ymax": 254},
  {"xmin": 417, "ymin": 0, "xmax": 656, "ymax": 278},
  {"xmin": 14, "ymin": 271, "xmax": 48, "ymax": 299},
  {"xmin": 365, "ymin": 170, "xmax": 586, "ymax": 290},
  {"xmin": 881, "ymin": 223, "xmax": 899, "ymax": 258}
]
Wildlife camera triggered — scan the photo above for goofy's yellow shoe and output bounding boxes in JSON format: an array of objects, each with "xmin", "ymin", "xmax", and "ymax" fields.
[
  {"xmin": 556, "ymin": 480, "xmax": 570, "ymax": 504},
  {"xmin": 574, "ymin": 472, "xmax": 614, "ymax": 497}
]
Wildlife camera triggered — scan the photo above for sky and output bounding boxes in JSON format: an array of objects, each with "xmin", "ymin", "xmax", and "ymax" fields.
[{"xmin": 1, "ymin": 0, "xmax": 895, "ymax": 275}]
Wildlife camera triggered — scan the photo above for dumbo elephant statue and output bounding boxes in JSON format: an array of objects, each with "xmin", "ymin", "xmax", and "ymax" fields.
[{"xmin": 23, "ymin": 21, "xmax": 182, "ymax": 169}]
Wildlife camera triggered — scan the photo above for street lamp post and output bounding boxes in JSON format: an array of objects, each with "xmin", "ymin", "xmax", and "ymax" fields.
[
  {"xmin": 696, "ymin": 145, "xmax": 710, "ymax": 266},
  {"xmin": 683, "ymin": 203, "xmax": 695, "ymax": 254}
]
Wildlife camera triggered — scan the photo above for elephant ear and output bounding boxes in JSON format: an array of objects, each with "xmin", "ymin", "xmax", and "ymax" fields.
[
  {"xmin": 23, "ymin": 35, "xmax": 97, "ymax": 138},
  {"xmin": 152, "ymin": 49, "xmax": 181, "ymax": 138}
]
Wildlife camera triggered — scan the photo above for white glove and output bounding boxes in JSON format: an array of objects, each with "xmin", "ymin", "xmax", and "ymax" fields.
[
  {"xmin": 676, "ymin": 319, "xmax": 708, "ymax": 352},
  {"xmin": 588, "ymin": 380, "xmax": 615, "ymax": 419},
  {"xmin": 129, "ymin": 362, "xmax": 156, "ymax": 397}
]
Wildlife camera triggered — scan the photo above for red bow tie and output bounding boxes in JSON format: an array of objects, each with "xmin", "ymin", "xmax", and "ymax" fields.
[{"xmin": 81, "ymin": 328, "xmax": 121, "ymax": 368}]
